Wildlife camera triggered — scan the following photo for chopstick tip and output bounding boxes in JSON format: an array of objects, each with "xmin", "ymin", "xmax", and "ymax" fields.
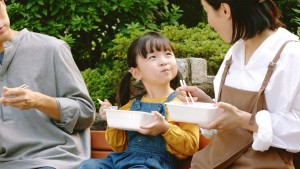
[{"xmin": 97, "ymin": 99, "xmax": 104, "ymax": 104}]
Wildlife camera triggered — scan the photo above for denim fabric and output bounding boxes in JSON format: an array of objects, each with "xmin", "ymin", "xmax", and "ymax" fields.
[{"xmin": 78, "ymin": 92, "xmax": 177, "ymax": 169}]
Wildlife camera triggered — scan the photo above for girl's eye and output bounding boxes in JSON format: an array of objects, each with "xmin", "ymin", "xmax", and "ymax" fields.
[
  {"xmin": 166, "ymin": 52, "xmax": 173, "ymax": 56},
  {"xmin": 148, "ymin": 55, "xmax": 156, "ymax": 59}
]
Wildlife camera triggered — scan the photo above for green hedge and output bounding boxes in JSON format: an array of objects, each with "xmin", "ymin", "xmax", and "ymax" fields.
[
  {"xmin": 7, "ymin": 0, "xmax": 182, "ymax": 70},
  {"xmin": 82, "ymin": 59, "xmax": 127, "ymax": 108},
  {"xmin": 108, "ymin": 23, "xmax": 230, "ymax": 75}
]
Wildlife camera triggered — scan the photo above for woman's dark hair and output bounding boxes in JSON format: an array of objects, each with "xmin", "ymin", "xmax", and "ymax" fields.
[
  {"xmin": 205, "ymin": 0, "xmax": 284, "ymax": 43},
  {"xmin": 117, "ymin": 32, "xmax": 182, "ymax": 107}
]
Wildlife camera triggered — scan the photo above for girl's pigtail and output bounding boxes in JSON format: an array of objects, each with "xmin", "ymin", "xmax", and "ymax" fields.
[
  {"xmin": 170, "ymin": 70, "xmax": 183, "ymax": 90},
  {"xmin": 117, "ymin": 72, "xmax": 133, "ymax": 107}
]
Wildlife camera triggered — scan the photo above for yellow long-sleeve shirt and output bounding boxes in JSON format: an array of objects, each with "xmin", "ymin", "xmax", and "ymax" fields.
[{"xmin": 105, "ymin": 96, "xmax": 199, "ymax": 159}]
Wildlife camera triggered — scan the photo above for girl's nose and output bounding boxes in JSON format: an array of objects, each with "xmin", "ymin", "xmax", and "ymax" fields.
[{"xmin": 160, "ymin": 56, "xmax": 168, "ymax": 66}]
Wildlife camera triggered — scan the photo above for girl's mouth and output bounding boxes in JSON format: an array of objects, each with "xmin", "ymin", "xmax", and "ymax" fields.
[
  {"xmin": 0, "ymin": 25, "xmax": 5, "ymax": 31},
  {"xmin": 162, "ymin": 69, "xmax": 170, "ymax": 72}
]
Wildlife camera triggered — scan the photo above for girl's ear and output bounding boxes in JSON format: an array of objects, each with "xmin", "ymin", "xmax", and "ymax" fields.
[
  {"xmin": 130, "ymin": 67, "xmax": 141, "ymax": 81},
  {"xmin": 221, "ymin": 3, "xmax": 231, "ymax": 19}
]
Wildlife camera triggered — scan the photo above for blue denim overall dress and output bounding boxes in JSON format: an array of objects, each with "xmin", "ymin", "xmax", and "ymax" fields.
[{"xmin": 79, "ymin": 92, "xmax": 178, "ymax": 169}]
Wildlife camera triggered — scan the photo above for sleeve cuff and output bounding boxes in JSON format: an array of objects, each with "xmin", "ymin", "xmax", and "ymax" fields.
[
  {"xmin": 162, "ymin": 123, "xmax": 174, "ymax": 137},
  {"xmin": 252, "ymin": 110, "xmax": 273, "ymax": 151},
  {"xmin": 53, "ymin": 98, "xmax": 79, "ymax": 133},
  {"xmin": 200, "ymin": 128, "xmax": 217, "ymax": 138}
]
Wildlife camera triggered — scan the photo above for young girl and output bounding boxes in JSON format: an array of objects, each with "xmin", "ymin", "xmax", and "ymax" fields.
[{"xmin": 78, "ymin": 32, "xmax": 199, "ymax": 169}]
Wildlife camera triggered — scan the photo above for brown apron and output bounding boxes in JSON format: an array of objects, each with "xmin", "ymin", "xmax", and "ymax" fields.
[{"xmin": 191, "ymin": 41, "xmax": 294, "ymax": 169}]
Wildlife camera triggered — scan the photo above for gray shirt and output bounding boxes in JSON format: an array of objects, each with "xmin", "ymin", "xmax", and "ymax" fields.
[{"xmin": 0, "ymin": 29, "xmax": 95, "ymax": 169}]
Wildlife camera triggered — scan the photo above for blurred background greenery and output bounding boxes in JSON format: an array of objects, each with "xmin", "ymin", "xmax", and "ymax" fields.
[{"xmin": 6, "ymin": 0, "xmax": 300, "ymax": 107}]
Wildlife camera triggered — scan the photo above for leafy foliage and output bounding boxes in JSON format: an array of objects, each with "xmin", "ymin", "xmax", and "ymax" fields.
[
  {"xmin": 6, "ymin": 0, "xmax": 298, "ymax": 71},
  {"xmin": 160, "ymin": 24, "xmax": 230, "ymax": 75},
  {"xmin": 82, "ymin": 59, "xmax": 126, "ymax": 108},
  {"xmin": 6, "ymin": 0, "xmax": 182, "ymax": 70},
  {"xmin": 292, "ymin": 2, "xmax": 300, "ymax": 26},
  {"xmin": 274, "ymin": 0, "xmax": 300, "ymax": 33},
  {"xmin": 108, "ymin": 24, "xmax": 230, "ymax": 75}
]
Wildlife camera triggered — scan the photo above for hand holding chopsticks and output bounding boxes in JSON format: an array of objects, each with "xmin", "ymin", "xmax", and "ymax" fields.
[
  {"xmin": 97, "ymin": 98, "xmax": 104, "ymax": 104},
  {"xmin": 97, "ymin": 99, "xmax": 114, "ymax": 110},
  {"xmin": 179, "ymin": 80, "xmax": 195, "ymax": 104}
]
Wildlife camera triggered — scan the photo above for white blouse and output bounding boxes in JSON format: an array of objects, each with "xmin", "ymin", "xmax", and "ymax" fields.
[{"xmin": 214, "ymin": 28, "xmax": 300, "ymax": 152}]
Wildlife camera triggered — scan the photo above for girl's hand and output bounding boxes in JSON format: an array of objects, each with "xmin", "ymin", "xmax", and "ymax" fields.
[
  {"xmin": 200, "ymin": 102, "xmax": 255, "ymax": 132},
  {"xmin": 99, "ymin": 99, "xmax": 112, "ymax": 121},
  {"xmin": 138, "ymin": 111, "xmax": 169, "ymax": 136},
  {"xmin": 175, "ymin": 85, "xmax": 213, "ymax": 103}
]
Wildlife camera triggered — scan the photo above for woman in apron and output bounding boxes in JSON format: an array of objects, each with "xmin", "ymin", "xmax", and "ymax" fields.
[{"xmin": 176, "ymin": 0, "xmax": 300, "ymax": 168}]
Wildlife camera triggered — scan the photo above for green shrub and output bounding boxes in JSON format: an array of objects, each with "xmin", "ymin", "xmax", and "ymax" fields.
[
  {"xmin": 276, "ymin": 0, "xmax": 300, "ymax": 33},
  {"xmin": 7, "ymin": 0, "xmax": 182, "ymax": 70},
  {"xmin": 109, "ymin": 23, "xmax": 230, "ymax": 75},
  {"xmin": 160, "ymin": 24, "xmax": 230, "ymax": 75},
  {"xmin": 82, "ymin": 58, "xmax": 127, "ymax": 108},
  {"xmin": 293, "ymin": 3, "xmax": 300, "ymax": 27}
]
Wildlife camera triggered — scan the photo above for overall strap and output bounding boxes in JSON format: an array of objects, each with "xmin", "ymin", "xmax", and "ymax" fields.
[
  {"xmin": 135, "ymin": 95, "xmax": 142, "ymax": 101},
  {"xmin": 249, "ymin": 40, "xmax": 296, "ymax": 123},
  {"xmin": 217, "ymin": 57, "xmax": 232, "ymax": 102},
  {"xmin": 164, "ymin": 92, "xmax": 177, "ymax": 102}
]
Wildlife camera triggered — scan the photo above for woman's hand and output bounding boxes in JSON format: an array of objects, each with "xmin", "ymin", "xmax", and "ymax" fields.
[
  {"xmin": 138, "ymin": 111, "xmax": 169, "ymax": 136},
  {"xmin": 99, "ymin": 99, "xmax": 112, "ymax": 121},
  {"xmin": 175, "ymin": 85, "xmax": 214, "ymax": 103},
  {"xmin": 200, "ymin": 102, "xmax": 257, "ymax": 132}
]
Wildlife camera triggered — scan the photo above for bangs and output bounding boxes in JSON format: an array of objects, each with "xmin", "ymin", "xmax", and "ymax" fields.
[{"xmin": 136, "ymin": 35, "xmax": 174, "ymax": 58}]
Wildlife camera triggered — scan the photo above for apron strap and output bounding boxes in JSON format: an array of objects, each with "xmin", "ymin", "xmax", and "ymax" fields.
[
  {"xmin": 249, "ymin": 40, "xmax": 297, "ymax": 123},
  {"xmin": 217, "ymin": 57, "xmax": 232, "ymax": 102}
]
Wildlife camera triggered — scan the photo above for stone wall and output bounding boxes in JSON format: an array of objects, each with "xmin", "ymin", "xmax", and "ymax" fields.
[{"xmin": 176, "ymin": 57, "xmax": 215, "ymax": 97}]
